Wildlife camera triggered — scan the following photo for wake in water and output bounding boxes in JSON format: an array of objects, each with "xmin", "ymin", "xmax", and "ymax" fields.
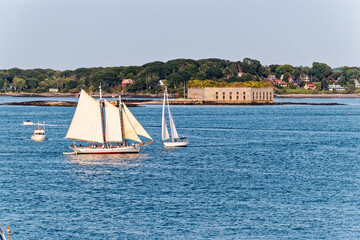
[{"xmin": 21, "ymin": 123, "xmax": 68, "ymax": 127}]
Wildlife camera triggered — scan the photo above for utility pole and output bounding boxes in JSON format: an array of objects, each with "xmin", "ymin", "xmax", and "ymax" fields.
[{"xmin": 184, "ymin": 82, "xmax": 186, "ymax": 99}]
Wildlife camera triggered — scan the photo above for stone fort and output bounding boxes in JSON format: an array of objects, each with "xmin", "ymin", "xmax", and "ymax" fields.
[{"xmin": 188, "ymin": 87, "xmax": 274, "ymax": 103}]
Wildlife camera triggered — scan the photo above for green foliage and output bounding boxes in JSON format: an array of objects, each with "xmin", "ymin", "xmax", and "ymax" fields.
[
  {"xmin": 0, "ymin": 58, "xmax": 358, "ymax": 94},
  {"xmin": 276, "ymin": 64, "xmax": 294, "ymax": 76},
  {"xmin": 13, "ymin": 77, "xmax": 26, "ymax": 92},
  {"xmin": 311, "ymin": 62, "xmax": 332, "ymax": 81},
  {"xmin": 348, "ymin": 84, "xmax": 355, "ymax": 94},
  {"xmin": 188, "ymin": 79, "xmax": 272, "ymax": 88}
]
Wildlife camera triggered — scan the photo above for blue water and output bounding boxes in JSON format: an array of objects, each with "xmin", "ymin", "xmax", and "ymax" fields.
[{"xmin": 1, "ymin": 98, "xmax": 360, "ymax": 239}]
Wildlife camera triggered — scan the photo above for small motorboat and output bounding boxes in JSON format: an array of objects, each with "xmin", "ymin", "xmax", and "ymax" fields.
[
  {"xmin": 31, "ymin": 122, "xmax": 45, "ymax": 141},
  {"xmin": 22, "ymin": 120, "xmax": 34, "ymax": 125}
]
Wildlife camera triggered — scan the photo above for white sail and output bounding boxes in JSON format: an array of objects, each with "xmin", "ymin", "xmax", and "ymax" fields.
[
  {"xmin": 104, "ymin": 100, "xmax": 122, "ymax": 142},
  {"xmin": 66, "ymin": 90, "xmax": 104, "ymax": 142},
  {"xmin": 166, "ymin": 90, "xmax": 179, "ymax": 140},
  {"xmin": 122, "ymin": 105, "xmax": 142, "ymax": 142},
  {"xmin": 122, "ymin": 103, "xmax": 153, "ymax": 140},
  {"xmin": 162, "ymin": 92, "xmax": 170, "ymax": 141}
]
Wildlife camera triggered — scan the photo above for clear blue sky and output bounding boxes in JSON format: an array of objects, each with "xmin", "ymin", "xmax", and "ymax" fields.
[{"xmin": 1, "ymin": 0, "xmax": 359, "ymax": 70}]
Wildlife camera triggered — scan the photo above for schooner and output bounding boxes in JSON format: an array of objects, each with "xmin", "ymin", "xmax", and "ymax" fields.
[
  {"xmin": 162, "ymin": 87, "xmax": 188, "ymax": 147},
  {"xmin": 65, "ymin": 87, "xmax": 154, "ymax": 154}
]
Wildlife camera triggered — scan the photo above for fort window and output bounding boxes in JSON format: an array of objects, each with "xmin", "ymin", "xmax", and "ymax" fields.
[
  {"xmin": 236, "ymin": 92, "xmax": 239, "ymax": 101},
  {"xmin": 216, "ymin": 92, "xmax": 218, "ymax": 100},
  {"xmin": 223, "ymin": 92, "xmax": 225, "ymax": 100},
  {"xmin": 229, "ymin": 92, "xmax": 232, "ymax": 101},
  {"xmin": 253, "ymin": 92, "xmax": 255, "ymax": 100}
]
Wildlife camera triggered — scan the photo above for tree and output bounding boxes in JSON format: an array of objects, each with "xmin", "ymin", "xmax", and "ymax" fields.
[
  {"xmin": 275, "ymin": 64, "xmax": 294, "ymax": 77},
  {"xmin": 205, "ymin": 68, "xmax": 223, "ymax": 79},
  {"xmin": 320, "ymin": 78, "xmax": 328, "ymax": 90},
  {"xmin": 269, "ymin": 64, "xmax": 280, "ymax": 73},
  {"xmin": 348, "ymin": 84, "xmax": 355, "ymax": 94},
  {"xmin": 241, "ymin": 58, "xmax": 264, "ymax": 77},
  {"xmin": 167, "ymin": 73, "xmax": 185, "ymax": 88},
  {"xmin": 311, "ymin": 62, "xmax": 332, "ymax": 81},
  {"xmin": 282, "ymin": 72, "xmax": 291, "ymax": 82},
  {"xmin": 13, "ymin": 77, "xmax": 26, "ymax": 92}
]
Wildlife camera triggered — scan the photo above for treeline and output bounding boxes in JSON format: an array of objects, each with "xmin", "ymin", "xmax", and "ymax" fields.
[{"xmin": 0, "ymin": 58, "xmax": 359, "ymax": 93}]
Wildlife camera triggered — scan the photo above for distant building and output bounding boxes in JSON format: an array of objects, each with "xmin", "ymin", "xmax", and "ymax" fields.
[
  {"xmin": 49, "ymin": 88, "xmax": 59, "ymax": 93},
  {"xmin": 299, "ymin": 74, "xmax": 310, "ymax": 83},
  {"xmin": 328, "ymin": 84, "xmax": 345, "ymax": 91},
  {"xmin": 188, "ymin": 87, "xmax": 273, "ymax": 103},
  {"xmin": 304, "ymin": 83, "xmax": 317, "ymax": 90},
  {"xmin": 354, "ymin": 79, "xmax": 360, "ymax": 88},
  {"xmin": 122, "ymin": 79, "xmax": 134, "ymax": 88},
  {"xmin": 274, "ymin": 80, "xmax": 287, "ymax": 87}
]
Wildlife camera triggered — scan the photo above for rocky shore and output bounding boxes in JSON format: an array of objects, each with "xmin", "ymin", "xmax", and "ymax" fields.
[
  {"xmin": 1, "ymin": 100, "xmax": 344, "ymax": 107},
  {"xmin": 275, "ymin": 94, "xmax": 360, "ymax": 98}
]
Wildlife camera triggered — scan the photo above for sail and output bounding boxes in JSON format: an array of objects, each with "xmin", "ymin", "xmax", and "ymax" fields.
[
  {"xmin": 122, "ymin": 103, "xmax": 153, "ymax": 140},
  {"xmin": 162, "ymin": 92, "xmax": 170, "ymax": 141},
  {"xmin": 122, "ymin": 106, "xmax": 142, "ymax": 142},
  {"xmin": 167, "ymin": 92, "xmax": 179, "ymax": 140},
  {"xmin": 66, "ymin": 90, "xmax": 104, "ymax": 142},
  {"xmin": 104, "ymin": 100, "xmax": 122, "ymax": 142}
]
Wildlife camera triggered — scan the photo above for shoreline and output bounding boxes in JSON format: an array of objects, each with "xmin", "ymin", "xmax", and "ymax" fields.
[
  {"xmin": 275, "ymin": 94, "xmax": 360, "ymax": 98},
  {"xmin": 1, "ymin": 92, "xmax": 360, "ymax": 99},
  {"xmin": 1, "ymin": 100, "xmax": 345, "ymax": 107},
  {"xmin": 0, "ymin": 92, "xmax": 169, "ymax": 98}
]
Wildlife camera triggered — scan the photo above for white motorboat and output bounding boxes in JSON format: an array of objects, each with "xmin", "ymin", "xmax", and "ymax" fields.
[
  {"xmin": 22, "ymin": 120, "xmax": 34, "ymax": 125},
  {"xmin": 31, "ymin": 122, "xmax": 45, "ymax": 141},
  {"xmin": 162, "ymin": 87, "xmax": 188, "ymax": 147},
  {"xmin": 65, "ymin": 86, "xmax": 154, "ymax": 154}
]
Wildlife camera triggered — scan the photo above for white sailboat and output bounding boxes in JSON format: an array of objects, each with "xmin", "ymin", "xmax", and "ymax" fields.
[
  {"xmin": 162, "ymin": 87, "xmax": 188, "ymax": 147},
  {"xmin": 65, "ymin": 87, "xmax": 154, "ymax": 154},
  {"xmin": 31, "ymin": 121, "xmax": 45, "ymax": 141}
]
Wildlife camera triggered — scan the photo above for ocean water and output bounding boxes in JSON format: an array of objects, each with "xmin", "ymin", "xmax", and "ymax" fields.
[{"xmin": 1, "ymin": 98, "xmax": 360, "ymax": 239}]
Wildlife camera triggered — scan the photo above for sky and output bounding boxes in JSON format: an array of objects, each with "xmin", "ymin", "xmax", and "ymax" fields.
[{"xmin": 0, "ymin": 0, "xmax": 359, "ymax": 70}]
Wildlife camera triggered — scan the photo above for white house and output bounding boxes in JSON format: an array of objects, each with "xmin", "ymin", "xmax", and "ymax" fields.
[
  {"xmin": 328, "ymin": 84, "xmax": 345, "ymax": 91},
  {"xmin": 354, "ymin": 79, "xmax": 360, "ymax": 88},
  {"xmin": 49, "ymin": 88, "xmax": 59, "ymax": 93}
]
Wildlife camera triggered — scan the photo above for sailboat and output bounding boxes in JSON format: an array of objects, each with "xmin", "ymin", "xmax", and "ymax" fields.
[
  {"xmin": 162, "ymin": 87, "xmax": 188, "ymax": 147},
  {"xmin": 65, "ymin": 87, "xmax": 154, "ymax": 154}
]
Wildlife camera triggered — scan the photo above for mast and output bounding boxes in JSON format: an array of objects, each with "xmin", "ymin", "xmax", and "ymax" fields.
[
  {"xmin": 119, "ymin": 95, "xmax": 125, "ymax": 147},
  {"xmin": 99, "ymin": 84, "xmax": 106, "ymax": 146}
]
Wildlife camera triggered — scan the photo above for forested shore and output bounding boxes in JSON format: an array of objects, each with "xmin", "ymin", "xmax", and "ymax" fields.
[{"xmin": 0, "ymin": 58, "xmax": 359, "ymax": 95}]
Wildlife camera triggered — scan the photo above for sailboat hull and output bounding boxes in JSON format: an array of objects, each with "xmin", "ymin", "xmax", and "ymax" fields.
[
  {"xmin": 71, "ymin": 144, "xmax": 140, "ymax": 154},
  {"xmin": 163, "ymin": 141, "xmax": 188, "ymax": 147}
]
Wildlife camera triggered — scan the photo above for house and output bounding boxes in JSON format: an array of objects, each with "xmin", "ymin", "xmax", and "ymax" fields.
[
  {"xmin": 274, "ymin": 80, "xmax": 287, "ymax": 87},
  {"xmin": 122, "ymin": 79, "xmax": 134, "ymax": 88},
  {"xmin": 354, "ymin": 79, "xmax": 360, "ymax": 88},
  {"xmin": 304, "ymin": 83, "xmax": 317, "ymax": 90},
  {"xmin": 328, "ymin": 84, "xmax": 345, "ymax": 91},
  {"xmin": 299, "ymin": 74, "xmax": 310, "ymax": 83},
  {"xmin": 49, "ymin": 88, "xmax": 59, "ymax": 93},
  {"xmin": 267, "ymin": 75, "xmax": 276, "ymax": 81}
]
